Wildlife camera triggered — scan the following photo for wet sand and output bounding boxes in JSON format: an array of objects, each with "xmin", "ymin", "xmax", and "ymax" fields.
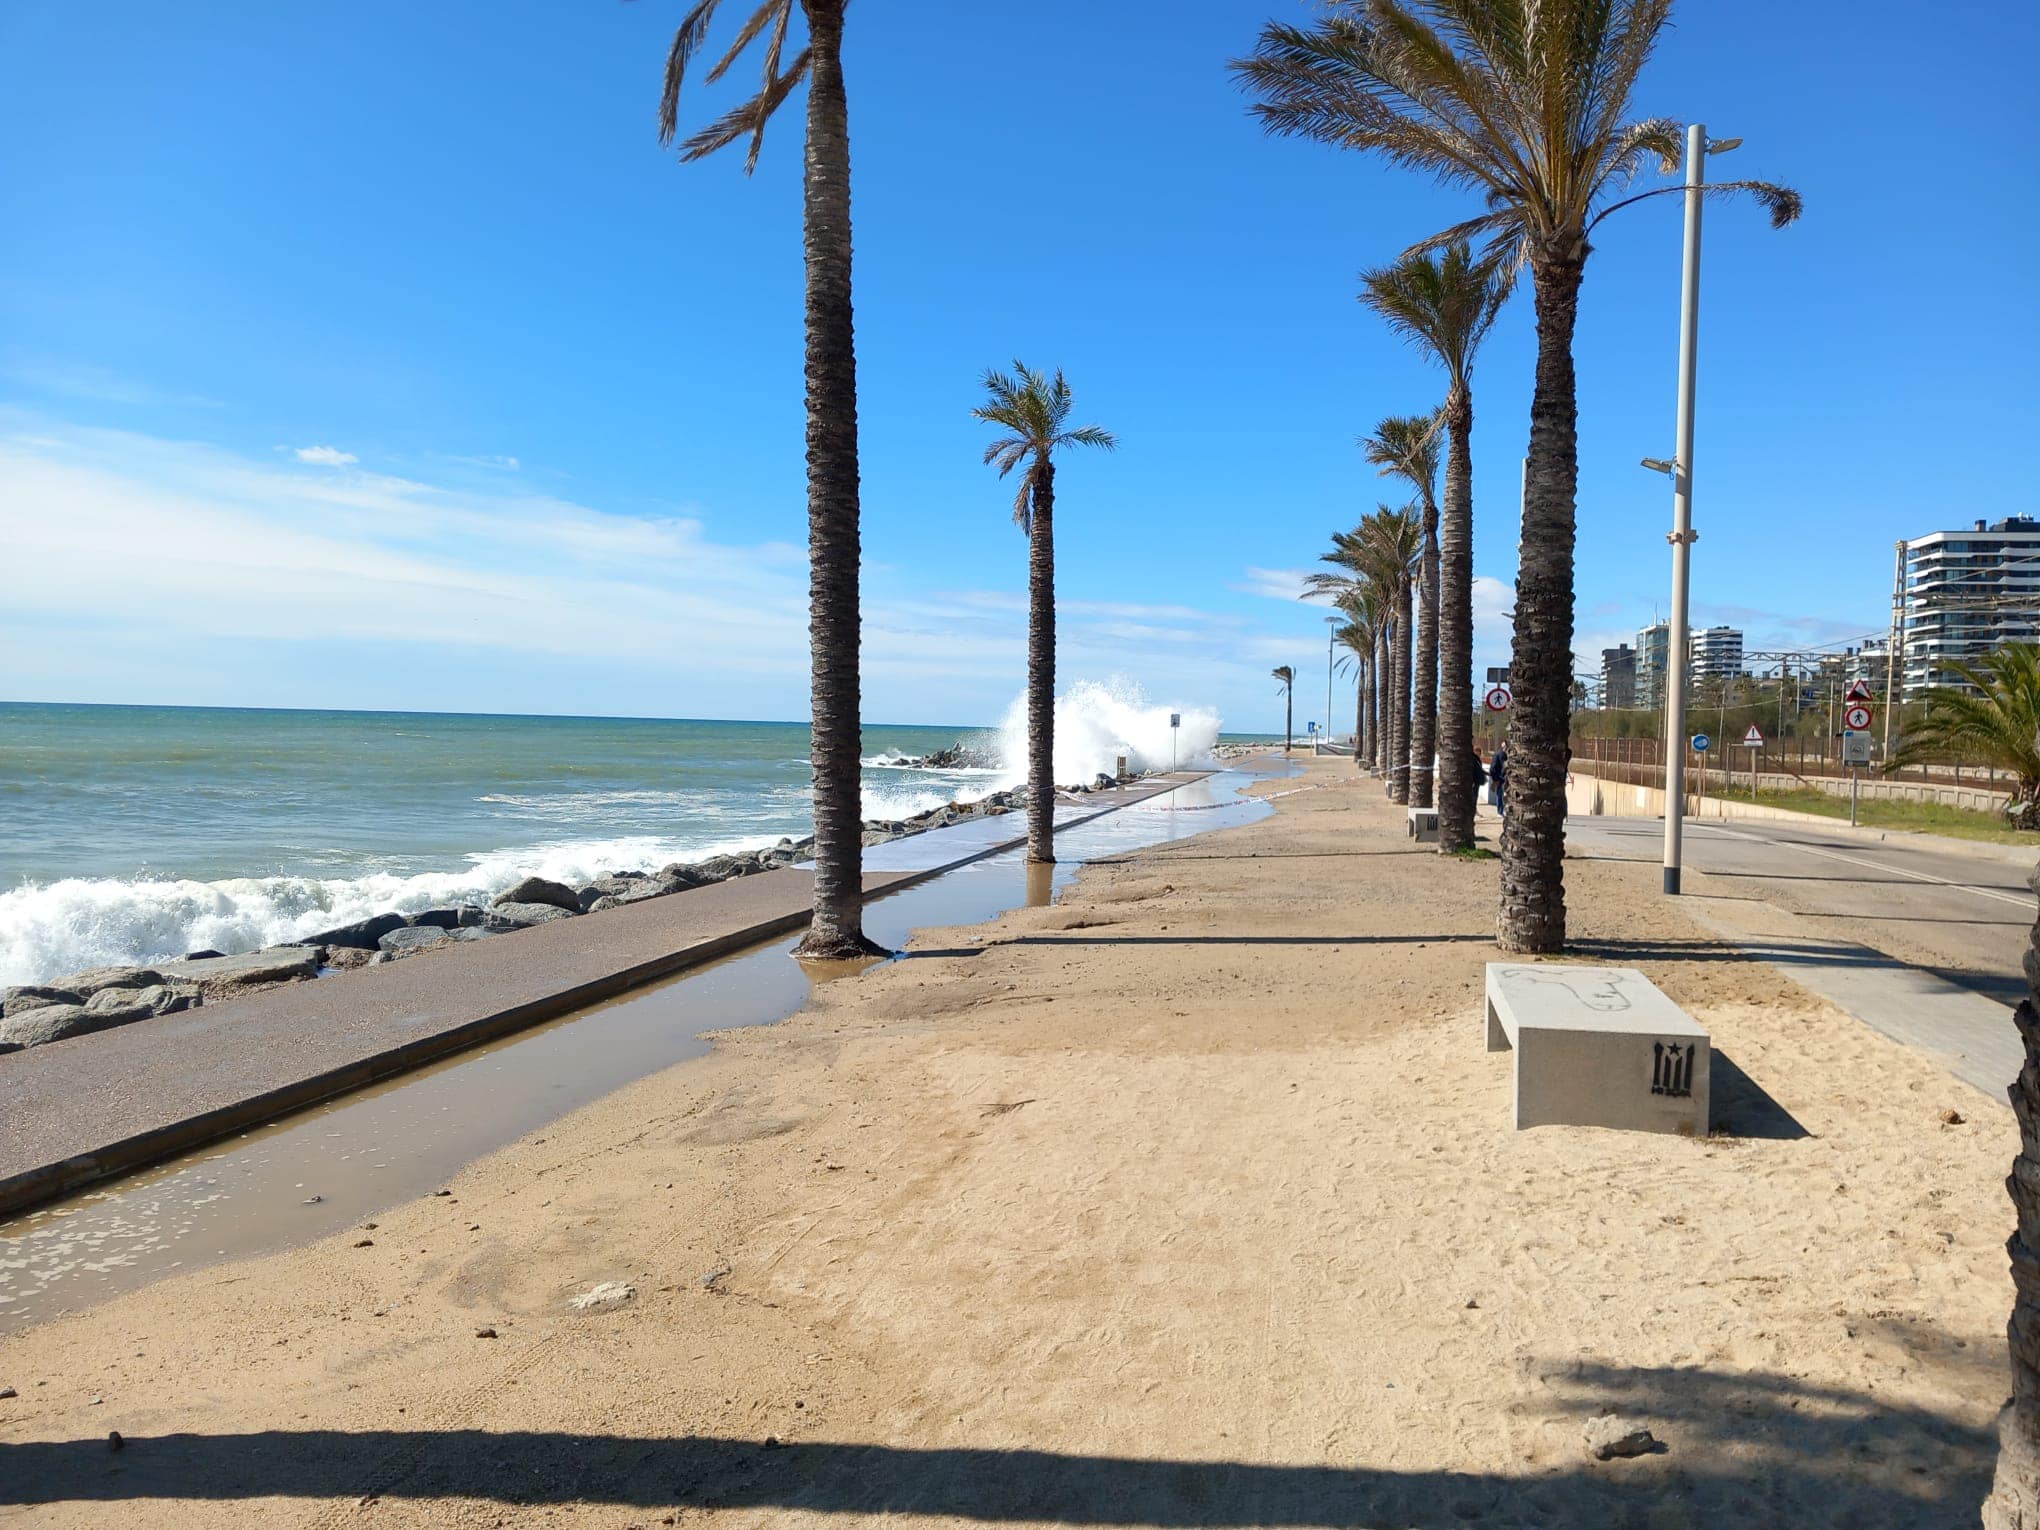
[{"xmin": 0, "ymin": 758, "xmax": 2017, "ymax": 1526}]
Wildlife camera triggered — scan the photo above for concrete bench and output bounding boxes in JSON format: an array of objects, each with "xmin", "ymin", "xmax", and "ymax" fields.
[
  {"xmin": 1406, "ymin": 807, "xmax": 1439, "ymax": 842},
  {"xmin": 1485, "ymin": 963, "xmax": 1709, "ymax": 1136}
]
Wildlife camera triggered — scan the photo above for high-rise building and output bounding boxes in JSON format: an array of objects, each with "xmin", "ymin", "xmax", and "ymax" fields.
[
  {"xmin": 1599, "ymin": 643, "xmax": 1637, "ymax": 708},
  {"xmin": 1902, "ymin": 517, "xmax": 2040, "ymax": 691},
  {"xmin": 1634, "ymin": 622, "xmax": 1669, "ymax": 708},
  {"xmin": 1689, "ymin": 626, "xmax": 1744, "ymax": 683}
]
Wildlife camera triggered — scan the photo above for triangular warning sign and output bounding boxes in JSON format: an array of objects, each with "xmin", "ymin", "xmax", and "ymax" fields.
[
  {"xmin": 1743, "ymin": 725, "xmax": 1765, "ymax": 746},
  {"xmin": 1845, "ymin": 679, "xmax": 1874, "ymax": 704}
]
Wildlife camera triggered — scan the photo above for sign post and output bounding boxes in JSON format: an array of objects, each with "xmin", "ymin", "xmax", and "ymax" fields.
[
  {"xmin": 1170, "ymin": 712, "xmax": 1180, "ymax": 771},
  {"xmin": 1742, "ymin": 724, "xmax": 1764, "ymax": 797},
  {"xmin": 1842, "ymin": 726, "xmax": 1873, "ymax": 826},
  {"xmin": 1691, "ymin": 732, "xmax": 1710, "ymax": 810}
]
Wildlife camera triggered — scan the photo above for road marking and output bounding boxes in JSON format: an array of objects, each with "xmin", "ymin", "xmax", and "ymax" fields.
[{"xmin": 1685, "ymin": 821, "xmax": 2036, "ymax": 911}]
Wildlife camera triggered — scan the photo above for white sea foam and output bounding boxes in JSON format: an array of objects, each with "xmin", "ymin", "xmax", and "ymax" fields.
[
  {"xmin": 0, "ymin": 833, "xmax": 776, "ymax": 988},
  {"xmin": 995, "ymin": 678, "xmax": 1222, "ymax": 784}
]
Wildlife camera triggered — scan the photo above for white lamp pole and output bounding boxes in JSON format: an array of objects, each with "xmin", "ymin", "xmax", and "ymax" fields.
[
  {"xmin": 1325, "ymin": 615, "xmax": 1338, "ymax": 751},
  {"xmin": 1650, "ymin": 122, "xmax": 1736, "ymax": 897}
]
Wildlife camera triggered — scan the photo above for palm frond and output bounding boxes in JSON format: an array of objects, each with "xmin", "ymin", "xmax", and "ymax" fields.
[
  {"xmin": 972, "ymin": 360, "xmax": 1114, "ymax": 533},
  {"xmin": 1360, "ymin": 239, "xmax": 1513, "ymax": 387},
  {"xmin": 1888, "ymin": 644, "xmax": 2040, "ymax": 790},
  {"xmin": 658, "ymin": 0, "xmax": 808, "ymax": 174},
  {"xmin": 1233, "ymin": 0, "xmax": 1799, "ymax": 259}
]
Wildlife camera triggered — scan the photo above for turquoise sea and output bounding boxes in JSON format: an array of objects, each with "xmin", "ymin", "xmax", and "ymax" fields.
[{"xmin": 0, "ymin": 692, "xmax": 1227, "ymax": 985}]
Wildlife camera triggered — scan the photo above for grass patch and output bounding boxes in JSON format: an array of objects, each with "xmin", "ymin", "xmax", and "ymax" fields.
[
  {"xmin": 1703, "ymin": 782, "xmax": 2035, "ymax": 845},
  {"xmin": 1448, "ymin": 846, "xmax": 1499, "ymax": 860}
]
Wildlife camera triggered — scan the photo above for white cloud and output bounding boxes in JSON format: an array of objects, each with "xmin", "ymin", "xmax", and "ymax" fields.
[
  {"xmin": 292, "ymin": 444, "xmax": 359, "ymax": 467},
  {"xmin": 1, "ymin": 355, "xmax": 221, "ymax": 410},
  {"xmin": 1232, "ymin": 566, "xmax": 1327, "ymax": 603},
  {"xmin": 0, "ymin": 415, "xmax": 1338, "ymax": 728},
  {"xmin": 448, "ymin": 453, "xmax": 521, "ymax": 472}
]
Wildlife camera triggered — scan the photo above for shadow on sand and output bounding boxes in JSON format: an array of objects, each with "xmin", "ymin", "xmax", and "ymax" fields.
[{"xmin": 0, "ymin": 1359, "xmax": 1994, "ymax": 1525}]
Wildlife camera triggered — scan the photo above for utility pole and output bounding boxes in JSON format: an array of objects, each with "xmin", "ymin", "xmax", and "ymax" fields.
[{"xmin": 1884, "ymin": 539, "xmax": 1905, "ymax": 758}]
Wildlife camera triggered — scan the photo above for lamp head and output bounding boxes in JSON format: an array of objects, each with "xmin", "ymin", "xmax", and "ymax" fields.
[
  {"xmin": 1706, "ymin": 135, "xmax": 1743, "ymax": 154},
  {"xmin": 1640, "ymin": 457, "xmax": 1676, "ymax": 475}
]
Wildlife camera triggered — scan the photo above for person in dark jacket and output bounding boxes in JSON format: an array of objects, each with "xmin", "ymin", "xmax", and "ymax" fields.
[
  {"xmin": 1488, "ymin": 742, "xmax": 1509, "ymax": 814},
  {"xmin": 1467, "ymin": 745, "xmax": 1487, "ymax": 819}
]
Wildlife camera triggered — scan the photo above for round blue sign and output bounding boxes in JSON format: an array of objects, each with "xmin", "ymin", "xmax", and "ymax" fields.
[{"xmin": 1691, "ymin": 733, "xmax": 1711, "ymax": 752}]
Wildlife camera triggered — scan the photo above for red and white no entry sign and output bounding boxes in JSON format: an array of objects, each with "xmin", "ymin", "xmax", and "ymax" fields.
[
  {"xmin": 1483, "ymin": 686, "xmax": 1512, "ymax": 712},
  {"xmin": 1844, "ymin": 704, "xmax": 1873, "ymax": 731}
]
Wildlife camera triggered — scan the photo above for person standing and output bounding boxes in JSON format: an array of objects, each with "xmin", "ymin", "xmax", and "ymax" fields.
[
  {"xmin": 1489, "ymin": 741, "xmax": 1509, "ymax": 815},
  {"xmin": 1467, "ymin": 744, "xmax": 1487, "ymax": 824}
]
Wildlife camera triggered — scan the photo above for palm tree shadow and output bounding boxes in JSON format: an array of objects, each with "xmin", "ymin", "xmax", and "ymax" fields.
[{"xmin": 0, "ymin": 1355, "xmax": 1993, "ymax": 1524}]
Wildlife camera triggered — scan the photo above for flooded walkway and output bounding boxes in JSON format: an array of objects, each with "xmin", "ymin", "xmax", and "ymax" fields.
[{"xmin": 0, "ymin": 769, "xmax": 1270, "ymax": 1330}]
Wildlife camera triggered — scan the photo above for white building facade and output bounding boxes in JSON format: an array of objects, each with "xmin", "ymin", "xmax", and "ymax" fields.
[{"xmin": 1903, "ymin": 518, "xmax": 2040, "ymax": 691}]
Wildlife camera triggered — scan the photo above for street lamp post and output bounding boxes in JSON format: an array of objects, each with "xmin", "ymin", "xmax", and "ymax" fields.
[
  {"xmin": 1646, "ymin": 122, "xmax": 1739, "ymax": 897},
  {"xmin": 1325, "ymin": 615, "xmax": 1338, "ymax": 752}
]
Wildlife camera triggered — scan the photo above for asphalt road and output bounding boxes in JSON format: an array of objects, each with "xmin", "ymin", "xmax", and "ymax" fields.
[{"xmin": 1565, "ymin": 811, "xmax": 2036, "ymax": 1099}]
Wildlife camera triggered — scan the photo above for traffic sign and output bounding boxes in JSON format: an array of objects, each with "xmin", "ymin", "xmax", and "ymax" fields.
[
  {"xmin": 1691, "ymin": 733, "xmax": 1711, "ymax": 753},
  {"xmin": 1844, "ymin": 704, "xmax": 1873, "ymax": 731},
  {"xmin": 1483, "ymin": 686, "xmax": 1512, "ymax": 713},
  {"xmin": 1845, "ymin": 679, "xmax": 1874, "ymax": 704},
  {"xmin": 1742, "ymin": 724, "xmax": 1765, "ymax": 747},
  {"xmin": 1842, "ymin": 730, "xmax": 1873, "ymax": 765},
  {"xmin": 1486, "ymin": 667, "xmax": 1512, "ymax": 685}
]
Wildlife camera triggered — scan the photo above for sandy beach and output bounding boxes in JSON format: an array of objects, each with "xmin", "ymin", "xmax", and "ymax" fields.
[{"xmin": 0, "ymin": 757, "xmax": 2016, "ymax": 1526}]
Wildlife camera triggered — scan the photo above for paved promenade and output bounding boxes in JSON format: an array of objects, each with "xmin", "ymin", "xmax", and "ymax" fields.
[{"xmin": 0, "ymin": 774, "xmax": 1207, "ymax": 1217}]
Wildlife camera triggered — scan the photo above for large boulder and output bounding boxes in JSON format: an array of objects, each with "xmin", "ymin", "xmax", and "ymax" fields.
[
  {"xmin": 491, "ymin": 877, "xmax": 581, "ymax": 914},
  {"xmin": 299, "ymin": 913, "xmax": 407, "ymax": 951},
  {"xmin": 159, "ymin": 946, "xmax": 321, "ymax": 996},
  {"xmin": 3, "ymin": 985, "xmax": 84, "ymax": 1019},
  {"xmin": 483, "ymin": 901, "xmax": 575, "ymax": 932},
  {"xmin": 64, "ymin": 966, "xmax": 170, "ymax": 998},
  {"xmin": 322, "ymin": 946, "xmax": 378, "ymax": 971},
  {"xmin": 407, "ymin": 905, "xmax": 486, "ymax": 930},
  {"xmin": 0, "ymin": 983, "xmax": 198, "ymax": 1049},
  {"xmin": 577, "ymin": 874, "xmax": 656, "ymax": 912},
  {"xmin": 656, "ymin": 864, "xmax": 706, "ymax": 889},
  {"xmin": 378, "ymin": 925, "xmax": 453, "ymax": 955},
  {"xmin": 581, "ymin": 879, "xmax": 672, "ymax": 914}
]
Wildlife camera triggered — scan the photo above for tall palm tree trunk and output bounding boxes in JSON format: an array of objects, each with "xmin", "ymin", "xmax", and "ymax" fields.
[
  {"xmin": 1991, "ymin": 891, "xmax": 2040, "ymax": 1526},
  {"xmin": 1285, "ymin": 686, "xmax": 1293, "ymax": 753},
  {"xmin": 1025, "ymin": 460, "xmax": 1057, "ymax": 863},
  {"xmin": 1497, "ymin": 250, "xmax": 1584, "ymax": 954},
  {"xmin": 1411, "ymin": 512, "xmax": 1440, "ymax": 808},
  {"xmin": 1354, "ymin": 662, "xmax": 1365, "ymax": 762},
  {"xmin": 1379, "ymin": 624, "xmax": 1395, "ymax": 771},
  {"xmin": 791, "ymin": 0, "xmax": 876, "ymax": 960},
  {"xmin": 1390, "ymin": 586, "xmax": 1413, "ymax": 804},
  {"xmin": 1436, "ymin": 387, "xmax": 1476, "ymax": 851}
]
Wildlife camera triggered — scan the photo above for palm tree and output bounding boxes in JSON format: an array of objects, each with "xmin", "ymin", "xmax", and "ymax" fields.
[
  {"xmin": 1306, "ymin": 533, "xmax": 1387, "ymax": 775},
  {"xmin": 1890, "ymin": 644, "xmax": 2040, "ymax": 828},
  {"xmin": 1996, "ymin": 888, "xmax": 2040, "ymax": 1527},
  {"xmin": 1272, "ymin": 665, "xmax": 1297, "ymax": 752},
  {"xmin": 1332, "ymin": 599, "xmax": 1377, "ymax": 764},
  {"xmin": 1233, "ymin": 1, "xmax": 1799, "ymax": 953},
  {"xmin": 1362, "ymin": 243, "xmax": 1512, "ymax": 853},
  {"xmin": 1364, "ymin": 414, "xmax": 1443, "ymax": 810},
  {"xmin": 1309, "ymin": 510, "xmax": 1419, "ymax": 802},
  {"xmin": 659, "ymin": 0, "xmax": 880, "ymax": 959},
  {"xmin": 972, "ymin": 362, "xmax": 1117, "ymax": 864}
]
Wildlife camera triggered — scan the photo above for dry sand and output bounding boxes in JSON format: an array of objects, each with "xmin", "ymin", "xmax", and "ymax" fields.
[{"xmin": 0, "ymin": 758, "xmax": 2017, "ymax": 1527}]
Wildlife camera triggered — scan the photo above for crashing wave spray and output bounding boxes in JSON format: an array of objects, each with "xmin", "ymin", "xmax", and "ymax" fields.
[{"xmin": 995, "ymin": 678, "xmax": 1222, "ymax": 786}]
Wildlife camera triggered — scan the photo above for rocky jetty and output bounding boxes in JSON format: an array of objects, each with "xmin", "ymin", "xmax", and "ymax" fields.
[{"xmin": 1, "ymin": 773, "xmax": 1150, "ymax": 1054}]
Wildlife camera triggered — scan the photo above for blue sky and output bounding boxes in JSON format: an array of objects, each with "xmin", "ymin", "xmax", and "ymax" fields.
[{"xmin": 3, "ymin": 1, "xmax": 2035, "ymax": 736}]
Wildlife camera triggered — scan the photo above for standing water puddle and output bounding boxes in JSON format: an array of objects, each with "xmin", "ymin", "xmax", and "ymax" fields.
[{"xmin": 0, "ymin": 767, "xmax": 1277, "ymax": 1332}]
